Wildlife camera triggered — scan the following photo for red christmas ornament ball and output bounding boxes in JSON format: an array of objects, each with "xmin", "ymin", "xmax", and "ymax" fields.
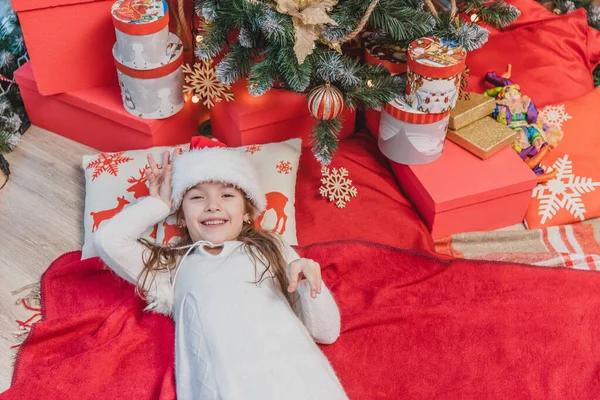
[{"xmin": 308, "ymin": 83, "xmax": 344, "ymax": 120}]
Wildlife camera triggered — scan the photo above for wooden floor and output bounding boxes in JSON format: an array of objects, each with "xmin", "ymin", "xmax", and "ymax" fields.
[{"xmin": 0, "ymin": 126, "xmax": 94, "ymax": 392}]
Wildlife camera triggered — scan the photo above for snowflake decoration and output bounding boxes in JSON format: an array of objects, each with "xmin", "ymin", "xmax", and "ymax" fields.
[
  {"xmin": 182, "ymin": 61, "xmax": 234, "ymax": 109},
  {"xmin": 86, "ymin": 152, "xmax": 134, "ymax": 181},
  {"xmin": 540, "ymin": 104, "xmax": 572, "ymax": 130},
  {"xmin": 276, "ymin": 160, "xmax": 293, "ymax": 174},
  {"xmin": 533, "ymin": 154, "xmax": 600, "ymax": 224},
  {"xmin": 319, "ymin": 166, "xmax": 358, "ymax": 209},
  {"xmin": 245, "ymin": 144, "xmax": 262, "ymax": 155}
]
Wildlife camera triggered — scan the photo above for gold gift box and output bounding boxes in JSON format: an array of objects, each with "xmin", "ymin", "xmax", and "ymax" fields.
[
  {"xmin": 449, "ymin": 92, "xmax": 496, "ymax": 130},
  {"xmin": 447, "ymin": 117, "xmax": 518, "ymax": 160}
]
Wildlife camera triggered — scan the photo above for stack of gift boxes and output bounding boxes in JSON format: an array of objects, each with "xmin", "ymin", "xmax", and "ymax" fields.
[
  {"xmin": 11, "ymin": 0, "xmax": 200, "ymax": 152},
  {"xmin": 111, "ymin": 0, "xmax": 185, "ymax": 120},
  {"xmin": 365, "ymin": 35, "xmax": 538, "ymax": 238}
]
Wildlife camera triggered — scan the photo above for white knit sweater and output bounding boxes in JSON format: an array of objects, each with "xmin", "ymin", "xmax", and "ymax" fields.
[{"xmin": 93, "ymin": 196, "xmax": 348, "ymax": 400}]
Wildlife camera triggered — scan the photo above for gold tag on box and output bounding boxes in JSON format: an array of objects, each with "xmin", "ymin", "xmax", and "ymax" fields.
[
  {"xmin": 447, "ymin": 117, "xmax": 518, "ymax": 159},
  {"xmin": 449, "ymin": 92, "xmax": 496, "ymax": 130}
]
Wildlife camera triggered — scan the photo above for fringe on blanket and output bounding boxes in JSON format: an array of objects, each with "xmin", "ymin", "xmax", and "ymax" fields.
[{"xmin": 10, "ymin": 282, "xmax": 42, "ymax": 362}]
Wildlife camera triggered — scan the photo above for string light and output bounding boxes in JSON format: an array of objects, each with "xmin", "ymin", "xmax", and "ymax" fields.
[
  {"xmin": 366, "ymin": 79, "xmax": 374, "ymax": 88},
  {"xmin": 470, "ymin": 13, "xmax": 480, "ymax": 22},
  {"xmin": 191, "ymin": 95, "xmax": 200, "ymax": 103},
  {"xmin": 196, "ymin": 35, "xmax": 204, "ymax": 44}
]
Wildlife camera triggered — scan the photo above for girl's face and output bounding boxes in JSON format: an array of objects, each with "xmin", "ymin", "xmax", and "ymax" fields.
[{"xmin": 181, "ymin": 182, "xmax": 249, "ymax": 244}]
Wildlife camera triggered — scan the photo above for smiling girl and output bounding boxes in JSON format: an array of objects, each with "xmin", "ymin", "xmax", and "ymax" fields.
[{"xmin": 93, "ymin": 148, "xmax": 347, "ymax": 399}]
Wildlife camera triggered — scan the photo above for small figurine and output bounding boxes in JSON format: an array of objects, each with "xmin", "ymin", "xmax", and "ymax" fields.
[{"xmin": 484, "ymin": 65, "xmax": 563, "ymax": 183}]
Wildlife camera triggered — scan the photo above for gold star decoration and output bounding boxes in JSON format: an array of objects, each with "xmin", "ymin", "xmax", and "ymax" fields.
[{"xmin": 182, "ymin": 60, "xmax": 234, "ymax": 109}]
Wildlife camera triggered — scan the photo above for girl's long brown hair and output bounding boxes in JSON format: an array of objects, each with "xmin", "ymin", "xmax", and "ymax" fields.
[{"xmin": 137, "ymin": 196, "xmax": 294, "ymax": 308}]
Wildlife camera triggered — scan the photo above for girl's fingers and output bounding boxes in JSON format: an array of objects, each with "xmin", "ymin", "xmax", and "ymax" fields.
[
  {"xmin": 144, "ymin": 167, "xmax": 155, "ymax": 183},
  {"xmin": 287, "ymin": 274, "xmax": 299, "ymax": 293},
  {"xmin": 163, "ymin": 165, "xmax": 172, "ymax": 195},
  {"xmin": 309, "ymin": 278, "xmax": 318, "ymax": 298},
  {"xmin": 316, "ymin": 263, "xmax": 322, "ymax": 294},
  {"xmin": 148, "ymin": 153, "xmax": 161, "ymax": 177},
  {"xmin": 287, "ymin": 264, "xmax": 301, "ymax": 292}
]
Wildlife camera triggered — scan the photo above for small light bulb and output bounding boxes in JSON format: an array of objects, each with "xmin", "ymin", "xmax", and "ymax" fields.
[
  {"xmin": 191, "ymin": 95, "xmax": 200, "ymax": 103},
  {"xmin": 470, "ymin": 13, "xmax": 480, "ymax": 22},
  {"xmin": 196, "ymin": 35, "xmax": 204, "ymax": 44},
  {"xmin": 367, "ymin": 79, "xmax": 374, "ymax": 88}
]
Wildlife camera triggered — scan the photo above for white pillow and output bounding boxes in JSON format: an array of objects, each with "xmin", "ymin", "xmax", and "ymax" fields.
[{"xmin": 81, "ymin": 139, "xmax": 301, "ymax": 259}]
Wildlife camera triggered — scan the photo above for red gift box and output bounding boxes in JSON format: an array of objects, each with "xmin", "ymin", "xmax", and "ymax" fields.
[
  {"xmin": 390, "ymin": 140, "xmax": 537, "ymax": 239},
  {"xmin": 364, "ymin": 108, "xmax": 381, "ymax": 138},
  {"xmin": 12, "ymin": 0, "xmax": 119, "ymax": 95},
  {"xmin": 210, "ymin": 81, "xmax": 356, "ymax": 147},
  {"xmin": 15, "ymin": 62, "xmax": 200, "ymax": 151}
]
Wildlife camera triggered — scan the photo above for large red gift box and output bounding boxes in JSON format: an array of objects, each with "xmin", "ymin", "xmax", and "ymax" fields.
[
  {"xmin": 12, "ymin": 0, "xmax": 118, "ymax": 95},
  {"xmin": 210, "ymin": 81, "xmax": 356, "ymax": 147},
  {"xmin": 15, "ymin": 62, "xmax": 200, "ymax": 151},
  {"xmin": 390, "ymin": 141, "xmax": 537, "ymax": 239}
]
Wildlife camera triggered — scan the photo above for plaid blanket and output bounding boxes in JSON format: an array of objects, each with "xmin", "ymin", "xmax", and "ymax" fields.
[{"xmin": 435, "ymin": 218, "xmax": 600, "ymax": 270}]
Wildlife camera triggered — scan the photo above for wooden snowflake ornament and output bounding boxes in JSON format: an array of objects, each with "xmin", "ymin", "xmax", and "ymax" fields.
[
  {"xmin": 319, "ymin": 166, "xmax": 357, "ymax": 208},
  {"xmin": 182, "ymin": 60, "xmax": 234, "ymax": 109}
]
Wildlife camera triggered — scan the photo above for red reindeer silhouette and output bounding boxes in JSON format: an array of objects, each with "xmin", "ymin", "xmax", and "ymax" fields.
[
  {"xmin": 255, "ymin": 192, "xmax": 288, "ymax": 235},
  {"xmin": 90, "ymin": 196, "xmax": 130, "ymax": 232},
  {"xmin": 162, "ymin": 221, "xmax": 184, "ymax": 245},
  {"xmin": 149, "ymin": 224, "xmax": 159, "ymax": 239},
  {"xmin": 127, "ymin": 168, "xmax": 150, "ymax": 199}
]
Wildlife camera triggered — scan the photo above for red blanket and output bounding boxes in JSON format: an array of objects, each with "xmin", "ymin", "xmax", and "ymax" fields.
[{"xmin": 3, "ymin": 243, "xmax": 600, "ymax": 399}]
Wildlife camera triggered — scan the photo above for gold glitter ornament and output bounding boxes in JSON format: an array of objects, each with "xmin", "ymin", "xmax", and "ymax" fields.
[{"xmin": 447, "ymin": 117, "xmax": 518, "ymax": 160}]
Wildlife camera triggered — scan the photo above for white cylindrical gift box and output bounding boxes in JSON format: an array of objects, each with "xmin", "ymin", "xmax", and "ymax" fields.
[
  {"xmin": 405, "ymin": 36, "xmax": 467, "ymax": 114},
  {"xmin": 114, "ymin": 36, "xmax": 184, "ymax": 120},
  {"xmin": 111, "ymin": 0, "xmax": 172, "ymax": 69},
  {"xmin": 379, "ymin": 94, "xmax": 450, "ymax": 165}
]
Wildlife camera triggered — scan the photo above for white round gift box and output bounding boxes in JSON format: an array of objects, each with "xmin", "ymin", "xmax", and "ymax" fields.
[
  {"xmin": 379, "ymin": 92, "xmax": 450, "ymax": 165},
  {"xmin": 405, "ymin": 36, "xmax": 467, "ymax": 114},
  {"xmin": 111, "ymin": 0, "xmax": 173, "ymax": 70},
  {"xmin": 114, "ymin": 35, "xmax": 184, "ymax": 120}
]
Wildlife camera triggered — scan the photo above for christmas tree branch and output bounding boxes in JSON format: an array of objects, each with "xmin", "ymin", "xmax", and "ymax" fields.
[
  {"xmin": 459, "ymin": 0, "xmax": 520, "ymax": 28},
  {"xmin": 344, "ymin": 65, "xmax": 404, "ymax": 109},
  {"xmin": 432, "ymin": 11, "xmax": 490, "ymax": 50},
  {"xmin": 215, "ymin": 43, "xmax": 254, "ymax": 84},
  {"xmin": 311, "ymin": 117, "xmax": 343, "ymax": 165},
  {"xmin": 330, "ymin": 0, "xmax": 381, "ymax": 45}
]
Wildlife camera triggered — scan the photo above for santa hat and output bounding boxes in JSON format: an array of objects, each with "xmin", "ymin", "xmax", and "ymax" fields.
[{"xmin": 170, "ymin": 147, "xmax": 266, "ymax": 217}]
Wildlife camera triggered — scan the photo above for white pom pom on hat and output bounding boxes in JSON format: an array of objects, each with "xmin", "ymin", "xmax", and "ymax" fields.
[{"xmin": 170, "ymin": 147, "xmax": 266, "ymax": 217}]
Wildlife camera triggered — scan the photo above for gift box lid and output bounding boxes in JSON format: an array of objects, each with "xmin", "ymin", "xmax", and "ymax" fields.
[
  {"xmin": 218, "ymin": 80, "xmax": 315, "ymax": 131},
  {"xmin": 392, "ymin": 140, "xmax": 537, "ymax": 213},
  {"xmin": 14, "ymin": 62, "xmax": 175, "ymax": 136},
  {"xmin": 407, "ymin": 36, "xmax": 466, "ymax": 78},
  {"xmin": 12, "ymin": 0, "xmax": 107, "ymax": 12},
  {"xmin": 112, "ymin": 0, "xmax": 169, "ymax": 35}
]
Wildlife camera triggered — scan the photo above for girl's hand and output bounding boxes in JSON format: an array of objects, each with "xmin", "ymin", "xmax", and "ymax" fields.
[
  {"xmin": 145, "ymin": 151, "xmax": 173, "ymax": 209},
  {"xmin": 287, "ymin": 258, "xmax": 322, "ymax": 299}
]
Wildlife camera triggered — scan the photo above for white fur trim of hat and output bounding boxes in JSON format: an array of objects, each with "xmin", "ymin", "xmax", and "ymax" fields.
[{"xmin": 170, "ymin": 147, "xmax": 266, "ymax": 217}]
